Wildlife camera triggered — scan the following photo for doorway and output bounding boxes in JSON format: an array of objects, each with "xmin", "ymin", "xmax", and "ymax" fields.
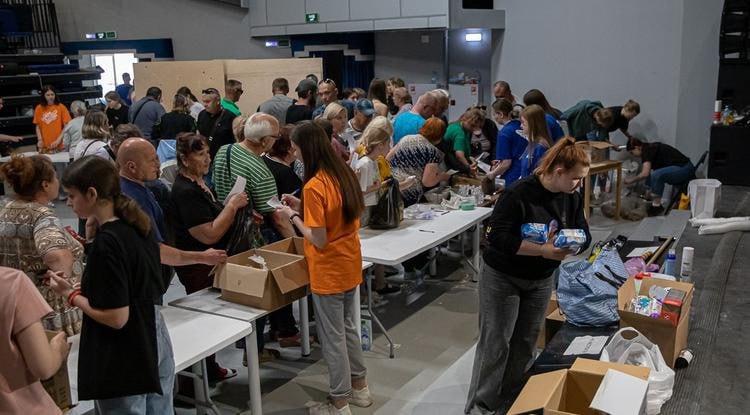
[{"xmin": 92, "ymin": 52, "xmax": 138, "ymax": 94}]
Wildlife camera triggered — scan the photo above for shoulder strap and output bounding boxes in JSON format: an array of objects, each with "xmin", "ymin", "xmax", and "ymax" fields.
[
  {"xmin": 82, "ymin": 140, "xmax": 98, "ymax": 157},
  {"xmin": 131, "ymin": 98, "xmax": 152, "ymax": 123},
  {"xmin": 225, "ymin": 143, "xmax": 234, "ymax": 177},
  {"xmin": 104, "ymin": 144, "xmax": 116, "ymax": 160}
]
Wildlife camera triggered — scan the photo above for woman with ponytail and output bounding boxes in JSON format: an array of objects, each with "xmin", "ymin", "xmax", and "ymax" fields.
[
  {"xmin": 47, "ymin": 155, "xmax": 174, "ymax": 414},
  {"xmin": 518, "ymin": 104, "xmax": 553, "ymax": 181},
  {"xmin": 465, "ymin": 137, "xmax": 591, "ymax": 415}
]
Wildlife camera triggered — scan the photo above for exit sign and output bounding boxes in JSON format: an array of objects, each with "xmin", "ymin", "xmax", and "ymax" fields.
[{"xmin": 305, "ymin": 13, "xmax": 319, "ymax": 23}]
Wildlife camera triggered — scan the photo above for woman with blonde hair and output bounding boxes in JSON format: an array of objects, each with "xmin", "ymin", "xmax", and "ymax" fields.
[
  {"xmin": 320, "ymin": 102, "xmax": 350, "ymax": 161},
  {"xmin": 73, "ymin": 110, "xmax": 113, "ymax": 161}
]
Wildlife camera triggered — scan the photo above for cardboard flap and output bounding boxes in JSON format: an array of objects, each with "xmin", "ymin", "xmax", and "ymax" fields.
[
  {"xmin": 211, "ymin": 263, "xmax": 226, "ymax": 288},
  {"xmin": 223, "ymin": 263, "xmax": 268, "ymax": 298},
  {"xmin": 262, "ymin": 237, "xmax": 305, "ymax": 255},
  {"xmin": 571, "ymin": 358, "xmax": 650, "ymax": 380},
  {"xmin": 589, "ymin": 369, "xmax": 649, "ymax": 415},
  {"xmin": 508, "ymin": 369, "xmax": 568, "ymax": 415},
  {"xmin": 268, "ymin": 256, "xmax": 309, "ymax": 293},
  {"xmin": 577, "ymin": 140, "xmax": 618, "ymax": 150}
]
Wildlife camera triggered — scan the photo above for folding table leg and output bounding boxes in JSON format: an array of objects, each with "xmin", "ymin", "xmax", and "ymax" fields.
[
  {"xmin": 246, "ymin": 327, "xmax": 262, "ymax": 415},
  {"xmin": 299, "ymin": 296, "xmax": 311, "ymax": 356},
  {"xmin": 367, "ymin": 270, "xmax": 395, "ymax": 358},
  {"xmin": 472, "ymin": 224, "xmax": 482, "ymax": 281},
  {"xmin": 175, "ymin": 361, "xmax": 220, "ymax": 415},
  {"xmin": 354, "ymin": 285, "xmax": 362, "ymax": 338}
]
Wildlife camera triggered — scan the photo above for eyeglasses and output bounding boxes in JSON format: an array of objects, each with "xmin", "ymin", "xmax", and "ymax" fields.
[
  {"xmin": 236, "ymin": 89, "xmax": 244, "ymax": 94},
  {"xmin": 202, "ymin": 88, "xmax": 220, "ymax": 95},
  {"xmin": 318, "ymin": 78, "xmax": 336, "ymax": 88}
]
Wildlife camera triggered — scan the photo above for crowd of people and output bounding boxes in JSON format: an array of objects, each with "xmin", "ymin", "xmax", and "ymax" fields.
[{"xmin": 0, "ymin": 71, "xmax": 701, "ymax": 415}]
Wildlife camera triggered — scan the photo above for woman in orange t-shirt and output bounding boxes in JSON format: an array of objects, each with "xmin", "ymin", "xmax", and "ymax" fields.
[
  {"xmin": 277, "ymin": 121, "xmax": 370, "ymax": 415},
  {"xmin": 33, "ymin": 85, "xmax": 71, "ymax": 152}
]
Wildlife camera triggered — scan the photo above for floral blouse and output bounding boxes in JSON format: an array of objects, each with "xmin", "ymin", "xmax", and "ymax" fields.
[{"xmin": 0, "ymin": 199, "xmax": 84, "ymax": 335}]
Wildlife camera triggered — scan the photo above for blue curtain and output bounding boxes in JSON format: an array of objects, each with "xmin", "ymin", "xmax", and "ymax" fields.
[{"xmin": 291, "ymin": 33, "xmax": 374, "ymax": 91}]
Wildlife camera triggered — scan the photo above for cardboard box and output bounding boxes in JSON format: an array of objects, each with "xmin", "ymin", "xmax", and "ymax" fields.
[
  {"xmin": 213, "ymin": 249, "xmax": 309, "ymax": 311},
  {"xmin": 617, "ymin": 277, "xmax": 694, "ymax": 368},
  {"xmin": 545, "ymin": 307, "xmax": 566, "ymax": 345},
  {"xmin": 42, "ymin": 331, "xmax": 73, "ymax": 410},
  {"xmin": 262, "ymin": 236, "xmax": 305, "ymax": 256},
  {"xmin": 577, "ymin": 140, "xmax": 619, "ymax": 150},
  {"xmin": 537, "ymin": 291, "xmax": 559, "ymax": 348},
  {"xmin": 508, "ymin": 358, "xmax": 650, "ymax": 415}
]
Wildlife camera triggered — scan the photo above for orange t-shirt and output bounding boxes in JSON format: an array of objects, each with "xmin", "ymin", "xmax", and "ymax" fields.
[
  {"xmin": 303, "ymin": 172, "xmax": 362, "ymax": 295},
  {"xmin": 33, "ymin": 104, "xmax": 71, "ymax": 149}
]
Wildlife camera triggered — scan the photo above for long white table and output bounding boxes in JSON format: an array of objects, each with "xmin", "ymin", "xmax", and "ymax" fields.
[
  {"xmin": 0, "ymin": 150, "xmax": 71, "ymax": 164},
  {"xmin": 358, "ymin": 206, "xmax": 493, "ymax": 358},
  {"xmin": 68, "ymin": 306, "xmax": 254, "ymax": 415}
]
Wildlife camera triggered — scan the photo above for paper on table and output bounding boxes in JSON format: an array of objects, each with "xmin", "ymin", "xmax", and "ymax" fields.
[
  {"xmin": 627, "ymin": 247, "xmax": 660, "ymax": 257},
  {"xmin": 477, "ymin": 161, "xmax": 491, "ymax": 174},
  {"xmin": 563, "ymin": 335, "xmax": 609, "ymax": 356},
  {"xmin": 223, "ymin": 176, "xmax": 247, "ymax": 205},
  {"xmin": 267, "ymin": 195, "xmax": 284, "ymax": 210}
]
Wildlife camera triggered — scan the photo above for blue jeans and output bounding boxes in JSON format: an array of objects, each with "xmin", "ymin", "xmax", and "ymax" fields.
[
  {"xmin": 647, "ymin": 162, "xmax": 694, "ymax": 199},
  {"xmin": 94, "ymin": 307, "xmax": 175, "ymax": 415}
]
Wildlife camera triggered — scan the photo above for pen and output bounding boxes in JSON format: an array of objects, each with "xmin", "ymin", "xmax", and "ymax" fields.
[
  {"xmin": 291, "ymin": 189, "xmax": 300, "ymax": 196},
  {"xmin": 419, "ymin": 230, "xmax": 436, "ymax": 233}
]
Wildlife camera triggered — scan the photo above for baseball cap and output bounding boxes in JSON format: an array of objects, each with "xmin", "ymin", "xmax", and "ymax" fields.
[
  {"xmin": 295, "ymin": 79, "xmax": 317, "ymax": 96},
  {"xmin": 355, "ymin": 98, "xmax": 376, "ymax": 117}
]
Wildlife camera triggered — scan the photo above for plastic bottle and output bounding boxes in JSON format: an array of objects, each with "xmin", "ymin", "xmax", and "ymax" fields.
[
  {"xmin": 722, "ymin": 105, "xmax": 731, "ymax": 125},
  {"xmin": 664, "ymin": 249, "xmax": 677, "ymax": 277},
  {"xmin": 680, "ymin": 247, "xmax": 694, "ymax": 283},
  {"xmin": 361, "ymin": 316, "xmax": 372, "ymax": 351},
  {"xmin": 634, "ymin": 272, "xmax": 645, "ymax": 295}
]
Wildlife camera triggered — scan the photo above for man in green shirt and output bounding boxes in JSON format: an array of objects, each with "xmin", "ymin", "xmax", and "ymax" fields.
[{"xmin": 221, "ymin": 79, "xmax": 243, "ymax": 116}]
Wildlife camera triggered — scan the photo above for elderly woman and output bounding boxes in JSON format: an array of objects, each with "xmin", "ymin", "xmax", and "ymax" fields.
[
  {"xmin": 0, "ymin": 155, "xmax": 84, "ymax": 335},
  {"xmin": 320, "ymin": 102, "xmax": 351, "ymax": 162},
  {"xmin": 388, "ymin": 117, "xmax": 453, "ymax": 207},
  {"xmin": 170, "ymin": 132, "xmax": 247, "ymax": 379},
  {"xmin": 60, "ymin": 100, "xmax": 87, "ymax": 152}
]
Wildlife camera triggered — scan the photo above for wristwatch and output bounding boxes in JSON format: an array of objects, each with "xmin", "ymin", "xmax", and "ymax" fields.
[{"xmin": 290, "ymin": 213, "xmax": 301, "ymax": 224}]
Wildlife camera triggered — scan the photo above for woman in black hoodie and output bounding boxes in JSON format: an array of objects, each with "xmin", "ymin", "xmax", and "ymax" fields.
[{"xmin": 465, "ymin": 137, "xmax": 591, "ymax": 415}]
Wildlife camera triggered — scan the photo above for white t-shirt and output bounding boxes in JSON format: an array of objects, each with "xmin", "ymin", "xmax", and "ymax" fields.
[
  {"xmin": 357, "ymin": 155, "xmax": 380, "ymax": 206},
  {"xmin": 73, "ymin": 139, "xmax": 112, "ymax": 161}
]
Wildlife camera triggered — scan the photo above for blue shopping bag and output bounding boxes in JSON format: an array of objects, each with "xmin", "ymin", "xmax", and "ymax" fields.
[{"xmin": 557, "ymin": 248, "xmax": 627, "ymax": 327}]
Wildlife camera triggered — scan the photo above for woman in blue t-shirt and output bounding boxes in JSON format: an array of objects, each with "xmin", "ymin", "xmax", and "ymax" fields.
[{"xmin": 518, "ymin": 105, "xmax": 553, "ymax": 180}]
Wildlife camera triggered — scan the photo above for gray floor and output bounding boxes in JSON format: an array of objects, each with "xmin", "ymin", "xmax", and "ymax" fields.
[{"xmin": 38, "ymin": 186, "xmax": 750, "ymax": 414}]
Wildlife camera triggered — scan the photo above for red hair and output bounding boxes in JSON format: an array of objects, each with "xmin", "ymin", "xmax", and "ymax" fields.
[
  {"xmin": 418, "ymin": 117, "xmax": 446, "ymax": 144},
  {"xmin": 534, "ymin": 137, "xmax": 590, "ymax": 175}
]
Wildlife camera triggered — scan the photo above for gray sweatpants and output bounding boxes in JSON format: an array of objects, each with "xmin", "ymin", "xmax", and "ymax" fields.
[
  {"xmin": 312, "ymin": 288, "xmax": 367, "ymax": 398},
  {"xmin": 465, "ymin": 264, "xmax": 553, "ymax": 413}
]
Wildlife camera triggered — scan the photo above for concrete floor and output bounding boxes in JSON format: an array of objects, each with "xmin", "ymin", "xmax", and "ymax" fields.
[{"xmin": 37, "ymin": 187, "xmax": 749, "ymax": 415}]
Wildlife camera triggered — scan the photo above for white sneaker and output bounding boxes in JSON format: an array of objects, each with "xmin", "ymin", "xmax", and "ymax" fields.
[
  {"xmin": 349, "ymin": 386, "xmax": 374, "ymax": 407},
  {"xmin": 308, "ymin": 401, "xmax": 352, "ymax": 415}
]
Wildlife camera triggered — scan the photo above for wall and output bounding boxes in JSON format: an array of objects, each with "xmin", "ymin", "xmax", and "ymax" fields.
[
  {"xmin": 248, "ymin": 0, "xmax": 448, "ymax": 36},
  {"xmin": 491, "ymin": 0, "xmax": 722, "ymax": 160},
  {"xmin": 448, "ymin": 28, "xmax": 493, "ymax": 104},
  {"xmin": 54, "ymin": 0, "xmax": 291, "ymax": 60},
  {"xmin": 373, "ymin": 30, "xmax": 444, "ymax": 85}
]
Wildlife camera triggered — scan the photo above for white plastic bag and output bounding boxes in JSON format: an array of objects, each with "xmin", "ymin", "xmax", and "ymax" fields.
[
  {"xmin": 600, "ymin": 328, "xmax": 675, "ymax": 415},
  {"xmin": 688, "ymin": 179, "xmax": 721, "ymax": 219}
]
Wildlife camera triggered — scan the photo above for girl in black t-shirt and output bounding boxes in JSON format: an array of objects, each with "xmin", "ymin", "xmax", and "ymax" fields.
[
  {"xmin": 465, "ymin": 138, "xmax": 591, "ymax": 414},
  {"xmin": 48, "ymin": 155, "xmax": 174, "ymax": 413}
]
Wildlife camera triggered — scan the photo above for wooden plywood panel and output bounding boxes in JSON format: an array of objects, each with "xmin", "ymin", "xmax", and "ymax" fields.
[
  {"xmin": 222, "ymin": 58, "xmax": 322, "ymax": 117},
  {"xmin": 133, "ymin": 60, "xmax": 225, "ymax": 105}
]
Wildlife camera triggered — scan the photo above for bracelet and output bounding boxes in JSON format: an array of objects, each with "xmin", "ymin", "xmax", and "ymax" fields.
[
  {"xmin": 67, "ymin": 289, "xmax": 82, "ymax": 307},
  {"xmin": 289, "ymin": 213, "xmax": 301, "ymax": 224}
]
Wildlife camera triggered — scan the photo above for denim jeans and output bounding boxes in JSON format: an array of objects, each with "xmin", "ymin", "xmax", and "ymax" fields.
[
  {"xmin": 465, "ymin": 265, "xmax": 553, "ymax": 413},
  {"xmin": 647, "ymin": 162, "xmax": 695, "ymax": 199},
  {"xmin": 94, "ymin": 306, "xmax": 175, "ymax": 414}
]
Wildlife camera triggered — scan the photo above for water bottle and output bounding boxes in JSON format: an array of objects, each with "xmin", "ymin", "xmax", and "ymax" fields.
[
  {"xmin": 664, "ymin": 249, "xmax": 677, "ymax": 277},
  {"xmin": 361, "ymin": 316, "xmax": 372, "ymax": 351},
  {"xmin": 680, "ymin": 247, "xmax": 694, "ymax": 283}
]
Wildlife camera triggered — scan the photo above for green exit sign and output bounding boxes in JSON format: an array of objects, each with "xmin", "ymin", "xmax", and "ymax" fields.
[
  {"xmin": 305, "ymin": 13, "xmax": 319, "ymax": 23},
  {"xmin": 87, "ymin": 31, "xmax": 117, "ymax": 40}
]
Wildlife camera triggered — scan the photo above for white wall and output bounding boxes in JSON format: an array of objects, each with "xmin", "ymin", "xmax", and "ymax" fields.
[
  {"xmin": 373, "ymin": 30, "xmax": 444, "ymax": 85},
  {"xmin": 55, "ymin": 0, "xmax": 291, "ymax": 60},
  {"xmin": 491, "ymin": 0, "xmax": 722, "ymax": 160}
]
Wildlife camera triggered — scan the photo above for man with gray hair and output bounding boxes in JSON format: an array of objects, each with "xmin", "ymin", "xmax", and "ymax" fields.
[
  {"xmin": 212, "ymin": 113, "xmax": 297, "ymax": 362},
  {"xmin": 258, "ymin": 77, "xmax": 294, "ymax": 125},
  {"xmin": 197, "ymin": 87, "xmax": 237, "ymax": 159},
  {"xmin": 392, "ymin": 91, "xmax": 439, "ymax": 144},
  {"xmin": 58, "ymin": 100, "xmax": 87, "ymax": 151}
]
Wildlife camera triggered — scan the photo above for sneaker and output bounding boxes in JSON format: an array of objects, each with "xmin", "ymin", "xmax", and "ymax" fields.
[
  {"xmin": 468, "ymin": 405, "xmax": 495, "ymax": 415},
  {"xmin": 375, "ymin": 283, "xmax": 401, "ymax": 295},
  {"xmin": 208, "ymin": 367, "xmax": 237, "ymax": 385},
  {"xmin": 647, "ymin": 205, "xmax": 664, "ymax": 217},
  {"xmin": 308, "ymin": 401, "xmax": 352, "ymax": 415},
  {"xmin": 260, "ymin": 348, "xmax": 281, "ymax": 363},
  {"xmin": 349, "ymin": 386, "xmax": 373, "ymax": 408}
]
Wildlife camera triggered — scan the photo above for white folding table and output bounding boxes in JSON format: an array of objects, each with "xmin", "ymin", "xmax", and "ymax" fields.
[
  {"xmin": 68, "ymin": 306, "xmax": 254, "ymax": 415},
  {"xmin": 358, "ymin": 207, "xmax": 493, "ymax": 358}
]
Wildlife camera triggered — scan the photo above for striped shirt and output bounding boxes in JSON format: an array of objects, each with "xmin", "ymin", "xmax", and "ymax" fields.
[{"xmin": 213, "ymin": 143, "xmax": 278, "ymax": 214}]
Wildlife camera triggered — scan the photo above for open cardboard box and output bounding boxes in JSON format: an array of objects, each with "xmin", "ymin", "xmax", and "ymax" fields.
[
  {"xmin": 576, "ymin": 140, "xmax": 620, "ymax": 150},
  {"xmin": 508, "ymin": 358, "xmax": 650, "ymax": 415},
  {"xmin": 545, "ymin": 307, "xmax": 567, "ymax": 345},
  {"xmin": 213, "ymin": 248, "xmax": 309, "ymax": 310},
  {"xmin": 618, "ymin": 277, "xmax": 694, "ymax": 368},
  {"xmin": 42, "ymin": 331, "xmax": 73, "ymax": 410}
]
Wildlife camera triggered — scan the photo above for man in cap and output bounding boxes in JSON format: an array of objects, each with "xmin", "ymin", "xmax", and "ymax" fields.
[
  {"xmin": 286, "ymin": 79, "xmax": 317, "ymax": 124},
  {"xmin": 340, "ymin": 98, "xmax": 375, "ymax": 151}
]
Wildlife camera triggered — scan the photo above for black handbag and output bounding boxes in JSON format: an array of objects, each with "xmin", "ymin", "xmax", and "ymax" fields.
[{"xmin": 368, "ymin": 176, "xmax": 403, "ymax": 229}]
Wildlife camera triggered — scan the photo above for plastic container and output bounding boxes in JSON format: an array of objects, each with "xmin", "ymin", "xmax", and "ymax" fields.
[
  {"xmin": 688, "ymin": 179, "xmax": 722, "ymax": 219},
  {"xmin": 664, "ymin": 249, "xmax": 677, "ymax": 277},
  {"xmin": 680, "ymin": 247, "xmax": 694, "ymax": 283}
]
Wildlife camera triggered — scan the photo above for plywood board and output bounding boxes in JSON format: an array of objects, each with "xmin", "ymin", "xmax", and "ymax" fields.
[
  {"xmin": 222, "ymin": 58, "xmax": 322, "ymax": 117},
  {"xmin": 133, "ymin": 60, "xmax": 225, "ymax": 106}
]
